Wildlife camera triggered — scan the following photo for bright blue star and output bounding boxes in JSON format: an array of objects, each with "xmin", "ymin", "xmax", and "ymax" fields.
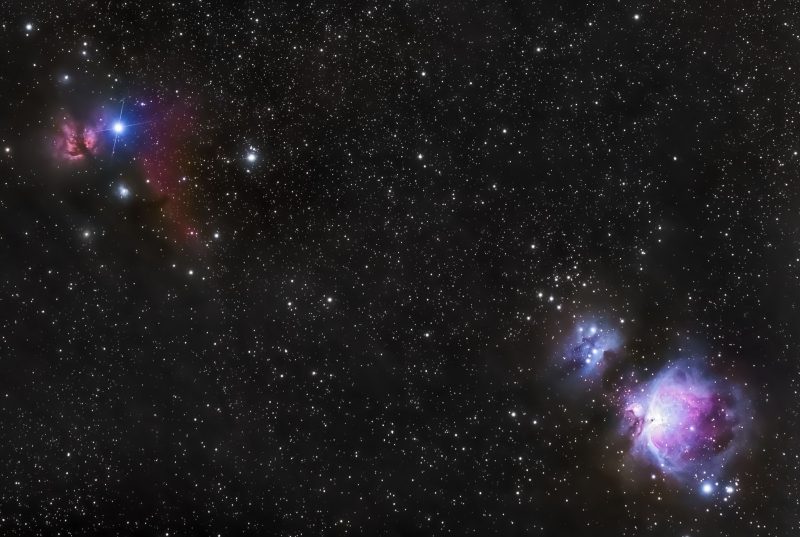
[{"xmin": 105, "ymin": 99, "xmax": 150, "ymax": 157}]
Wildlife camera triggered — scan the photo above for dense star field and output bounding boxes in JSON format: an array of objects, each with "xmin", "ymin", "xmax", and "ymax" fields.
[{"xmin": 1, "ymin": 1, "xmax": 799, "ymax": 535}]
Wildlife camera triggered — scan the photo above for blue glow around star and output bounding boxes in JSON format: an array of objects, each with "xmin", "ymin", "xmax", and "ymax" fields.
[{"xmin": 562, "ymin": 321, "xmax": 622, "ymax": 379}]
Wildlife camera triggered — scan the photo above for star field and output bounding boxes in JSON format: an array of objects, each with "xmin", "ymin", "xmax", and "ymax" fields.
[{"xmin": 1, "ymin": 1, "xmax": 799, "ymax": 535}]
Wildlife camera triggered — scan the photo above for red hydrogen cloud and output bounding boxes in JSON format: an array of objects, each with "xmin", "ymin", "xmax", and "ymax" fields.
[
  {"xmin": 138, "ymin": 99, "xmax": 203, "ymax": 241},
  {"xmin": 54, "ymin": 119, "xmax": 100, "ymax": 161}
]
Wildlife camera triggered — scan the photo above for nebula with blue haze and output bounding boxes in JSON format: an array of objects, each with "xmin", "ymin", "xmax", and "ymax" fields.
[
  {"xmin": 562, "ymin": 321, "xmax": 622, "ymax": 380},
  {"xmin": 623, "ymin": 361, "xmax": 749, "ymax": 485}
]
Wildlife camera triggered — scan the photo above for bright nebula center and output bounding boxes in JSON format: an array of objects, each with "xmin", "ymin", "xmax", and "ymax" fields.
[{"xmin": 624, "ymin": 362, "xmax": 746, "ymax": 478}]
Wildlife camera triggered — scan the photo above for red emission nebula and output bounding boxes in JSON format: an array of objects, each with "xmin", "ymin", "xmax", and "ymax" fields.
[{"xmin": 54, "ymin": 119, "xmax": 100, "ymax": 161}]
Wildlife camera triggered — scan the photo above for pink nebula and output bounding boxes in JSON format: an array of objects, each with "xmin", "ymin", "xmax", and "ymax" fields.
[
  {"xmin": 55, "ymin": 119, "xmax": 99, "ymax": 161},
  {"xmin": 623, "ymin": 362, "xmax": 747, "ymax": 479}
]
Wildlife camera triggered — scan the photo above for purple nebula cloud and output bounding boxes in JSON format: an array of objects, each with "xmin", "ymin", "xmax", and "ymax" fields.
[{"xmin": 624, "ymin": 362, "xmax": 748, "ymax": 479}]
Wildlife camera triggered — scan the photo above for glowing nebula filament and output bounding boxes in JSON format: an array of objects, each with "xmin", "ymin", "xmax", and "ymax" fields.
[{"xmin": 55, "ymin": 120, "xmax": 99, "ymax": 161}]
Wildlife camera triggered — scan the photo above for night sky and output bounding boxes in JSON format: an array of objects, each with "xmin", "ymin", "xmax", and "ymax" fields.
[{"xmin": 1, "ymin": 1, "xmax": 799, "ymax": 535}]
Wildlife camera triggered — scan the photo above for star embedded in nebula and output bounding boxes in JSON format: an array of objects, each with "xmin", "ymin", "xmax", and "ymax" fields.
[
  {"xmin": 117, "ymin": 184, "xmax": 131, "ymax": 199},
  {"xmin": 623, "ymin": 360, "xmax": 749, "ymax": 485},
  {"xmin": 560, "ymin": 320, "xmax": 622, "ymax": 380},
  {"xmin": 54, "ymin": 100, "xmax": 151, "ymax": 163}
]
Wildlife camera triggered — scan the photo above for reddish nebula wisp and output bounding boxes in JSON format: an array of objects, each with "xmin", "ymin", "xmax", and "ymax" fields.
[
  {"xmin": 623, "ymin": 362, "xmax": 747, "ymax": 480},
  {"xmin": 55, "ymin": 119, "xmax": 100, "ymax": 161}
]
